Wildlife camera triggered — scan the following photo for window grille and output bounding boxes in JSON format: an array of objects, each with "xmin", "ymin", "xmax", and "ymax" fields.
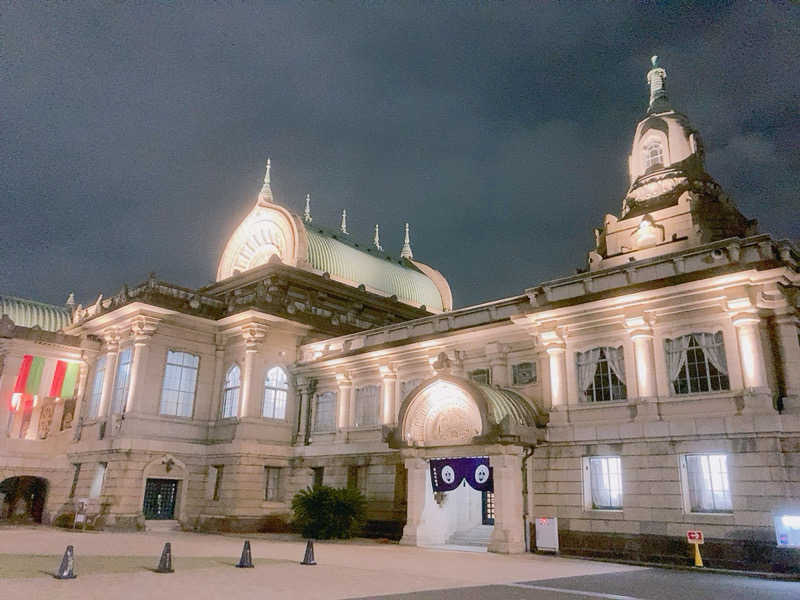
[
  {"xmin": 666, "ymin": 332, "xmax": 729, "ymax": 395},
  {"xmin": 512, "ymin": 362, "xmax": 536, "ymax": 385},
  {"xmin": 159, "ymin": 351, "xmax": 199, "ymax": 417},
  {"xmin": 263, "ymin": 366, "xmax": 289, "ymax": 419},
  {"xmin": 576, "ymin": 347, "xmax": 626, "ymax": 402},
  {"xmin": 354, "ymin": 385, "xmax": 380, "ymax": 427}
]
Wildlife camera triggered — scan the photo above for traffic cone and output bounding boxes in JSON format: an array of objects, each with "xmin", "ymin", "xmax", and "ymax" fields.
[
  {"xmin": 236, "ymin": 540, "xmax": 254, "ymax": 568},
  {"xmin": 156, "ymin": 542, "xmax": 174, "ymax": 573},
  {"xmin": 54, "ymin": 545, "xmax": 77, "ymax": 579},
  {"xmin": 300, "ymin": 539, "xmax": 316, "ymax": 565}
]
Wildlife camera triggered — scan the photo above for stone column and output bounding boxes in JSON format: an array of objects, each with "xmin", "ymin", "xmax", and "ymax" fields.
[
  {"xmin": 731, "ymin": 311, "xmax": 774, "ymax": 414},
  {"xmin": 336, "ymin": 374, "xmax": 352, "ymax": 435},
  {"xmin": 542, "ymin": 331, "xmax": 568, "ymax": 425},
  {"xmin": 380, "ymin": 366, "xmax": 397, "ymax": 425},
  {"xmin": 296, "ymin": 377, "xmax": 316, "ymax": 444},
  {"xmin": 70, "ymin": 356, "xmax": 90, "ymax": 427},
  {"xmin": 488, "ymin": 451, "xmax": 525, "ymax": 554},
  {"xmin": 625, "ymin": 317, "xmax": 659, "ymax": 421},
  {"xmin": 774, "ymin": 314, "xmax": 800, "ymax": 412},
  {"xmin": 209, "ymin": 338, "xmax": 225, "ymax": 420},
  {"xmin": 125, "ymin": 316, "xmax": 159, "ymax": 414},
  {"xmin": 486, "ymin": 342, "xmax": 509, "ymax": 387},
  {"xmin": 240, "ymin": 324, "xmax": 267, "ymax": 418},
  {"xmin": 399, "ymin": 457, "xmax": 428, "ymax": 547},
  {"xmin": 98, "ymin": 332, "xmax": 121, "ymax": 419}
]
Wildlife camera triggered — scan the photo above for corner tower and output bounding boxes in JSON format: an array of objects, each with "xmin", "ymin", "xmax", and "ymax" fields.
[{"xmin": 588, "ymin": 57, "xmax": 757, "ymax": 271}]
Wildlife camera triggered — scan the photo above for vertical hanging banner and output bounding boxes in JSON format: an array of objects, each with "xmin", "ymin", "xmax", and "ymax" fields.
[{"xmin": 429, "ymin": 457, "xmax": 493, "ymax": 492}]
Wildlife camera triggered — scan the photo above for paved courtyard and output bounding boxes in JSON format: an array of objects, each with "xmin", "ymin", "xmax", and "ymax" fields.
[{"xmin": 0, "ymin": 527, "xmax": 796, "ymax": 600}]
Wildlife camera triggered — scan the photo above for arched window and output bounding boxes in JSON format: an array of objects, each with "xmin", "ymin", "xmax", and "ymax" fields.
[
  {"xmin": 159, "ymin": 351, "xmax": 199, "ymax": 417},
  {"xmin": 221, "ymin": 365, "xmax": 241, "ymax": 419},
  {"xmin": 263, "ymin": 366, "xmax": 288, "ymax": 419},
  {"xmin": 643, "ymin": 140, "xmax": 664, "ymax": 170}
]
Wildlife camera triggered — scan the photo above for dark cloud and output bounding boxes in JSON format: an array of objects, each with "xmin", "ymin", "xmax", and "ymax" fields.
[{"xmin": 1, "ymin": 1, "xmax": 797, "ymax": 308}]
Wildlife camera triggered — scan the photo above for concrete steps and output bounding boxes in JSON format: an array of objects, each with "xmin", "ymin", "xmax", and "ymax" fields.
[{"xmin": 446, "ymin": 524, "xmax": 492, "ymax": 547}]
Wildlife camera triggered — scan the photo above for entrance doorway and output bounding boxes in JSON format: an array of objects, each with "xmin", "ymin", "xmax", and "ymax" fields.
[
  {"xmin": 143, "ymin": 478, "xmax": 178, "ymax": 520},
  {"xmin": 0, "ymin": 476, "xmax": 48, "ymax": 523}
]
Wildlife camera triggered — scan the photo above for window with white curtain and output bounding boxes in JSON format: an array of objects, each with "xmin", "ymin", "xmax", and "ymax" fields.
[
  {"xmin": 583, "ymin": 456, "xmax": 623, "ymax": 510},
  {"xmin": 665, "ymin": 332, "xmax": 729, "ymax": 395},
  {"xmin": 88, "ymin": 355, "xmax": 106, "ymax": 418},
  {"xmin": 220, "ymin": 365, "xmax": 241, "ymax": 419},
  {"xmin": 681, "ymin": 454, "xmax": 732, "ymax": 513},
  {"xmin": 643, "ymin": 139, "xmax": 664, "ymax": 169},
  {"xmin": 314, "ymin": 391, "xmax": 336, "ymax": 432},
  {"xmin": 576, "ymin": 347, "xmax": 626, "ymax": 402},
  {"xmin": 111, "ymin": 347, "xmax": 132, "ymax": 413},
  {"xmin": 263, "ymin": 366, "xmax": 288, "ymax": 419},
  {"xmin": 159, "ymin": 351, "xmax": 199, "ymax": 417},
  {"xmin": 354, "ymin": 385, "xmax": 380, "ymax": 427}
]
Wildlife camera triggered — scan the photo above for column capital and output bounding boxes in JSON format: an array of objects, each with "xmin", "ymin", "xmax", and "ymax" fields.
[
  {"xmin": 131, "ymin": 315, "xmax": 160, "ymax": 343},
  {"xmin": 296, "ymin": 376, "xmax": 318, "ymax": 395},
  {"xmin": 242, "ymin": 323, "xmax": 268, "ymax": 352},
  {"xmin": 624, "ymin": 315, "xmax": 654, "ymax": 339},
  {"xmin": 335, "ymin": 372, "xmax": 352, "ymax": 388},
  {"xmin": 379, "ymin": 365, "xmax": 397, "ymax": 380},
  {"xmin": 540, "ymin": 329, "xmax": 566, "ymax": 351},
  {"xmin": 102, "ymin": 330, "xmax": 121, "ymax": 352}
]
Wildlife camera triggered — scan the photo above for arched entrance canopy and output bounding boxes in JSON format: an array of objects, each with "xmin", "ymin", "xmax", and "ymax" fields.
[{"xmin": 391, "ymin": 375, "xmax": 540, "ymax": 448}]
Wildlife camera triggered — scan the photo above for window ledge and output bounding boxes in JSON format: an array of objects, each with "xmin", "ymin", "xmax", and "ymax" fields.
[
  {"xmin": 157, "ymin": 414, "xmax": 194, "ymax": 422},
  {"xmin": 586, "ymin": 508, "xmax": 624, "ymax": 514},
  {"xmin": 569, "ymin": 399, "xmax": 632, "ymax": 411},
  {"xmin": 347, "ymin": 425, "xmax": 382, "ymax": 432},
  {"xmin": 261, "ymin": 501, "xmax": 286, "ymax": 508},
  {"xmin": 661, "ymin": 390, "xmax": 735, "ymax": 403}
]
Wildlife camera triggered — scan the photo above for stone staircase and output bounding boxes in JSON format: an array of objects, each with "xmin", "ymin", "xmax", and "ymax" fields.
[{"xmin": 446, "ymin": 524, "xmax": 493, "ymax": 547}]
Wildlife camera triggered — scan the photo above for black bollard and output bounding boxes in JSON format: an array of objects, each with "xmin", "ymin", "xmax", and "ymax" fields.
[
  {"xmin": 300, "ymin": 539, "xmax": 316, "ymax": 566},
  {"xmin": 156, "ymin": 542, "xmax": 174, "ymax": 573},
  {"xmin": 236, "ymin": 540, "xmax": 254, "ymax": 568},
  {"xmin": 54, "ymin": 545, "xmax": 77, "ymax": 579}
]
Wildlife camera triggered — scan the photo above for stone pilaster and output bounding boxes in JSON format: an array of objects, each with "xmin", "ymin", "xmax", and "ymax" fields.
[
  {"xmin": 542, "ymin": 330, "xmax": 568, "ymax": 425},
  {"xmin": 240, "ymin": 324, "xmax": 267, "ymax": 418},
  {"xmin": 380, "ymin": 365, "xmax": 397, "ymax": 425},
  {"xmin": 774, "ymin": 314, "xmax": 800, "ymax": 412},
  {"xmin": 98, "ymin": 331, "xmax": 121, "ymax": 419},
  {"xmin": 399, "ymin": 457, "xmax": 429, "ymax": 547},
  {"xmin": 488, "ymin": 450, "xmax": 525, "ymax": 554},
  {"xmin": 125, "ymin": 316, "xmax": 159, "ymax": 414}
]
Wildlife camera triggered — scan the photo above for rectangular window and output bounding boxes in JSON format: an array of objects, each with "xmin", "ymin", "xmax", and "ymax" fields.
[
  {"xmin": 583, "ymin": 456, "xmax": 623, "ymax": 510},
  {"xmin": 577, "ymin": 347, "xmax": 626, "ymax": 402},
  {"xmin": 88, "ymin": 355, "xmax": 107, "ymax": 418},
  {"xmin": 400, "ymin": 378, "xmax": 422, "ymax": 400},
  {"xmin": 89, "ymin": 462, "xmax": 107, "ymax": 499},
  {"xmin": 312, "ymin": 467, "xmax": 324, "ymax": 488},
  {"xmin": 212, "ymin": 465, "xmax": 224, "ymax": 501},
  {"xmin": 265, "ymin": 466, "xmax": 281, "ymax": 501},
  {"xmin": 512, "ymin": 362, "xmax": 537, "ymax": 385},
  {"xmin": 666, "ymin": 332, "xmax": 729, "ymax": 395},
  {"xmin": 111, "ymin": 347, "xmax": 132, "ymax": 414},
  {"xmin": 69, "ymin": 464, "xmax": 81, "ymax": 498},
  {"xmin": 354, "ymin": 385, "xmax": 380, "ymax": 427},
  {"xmin": 681, "ymin": 454, "xmax": 732, "ymax": 513},
  {"xmin": 314, "ymin": 391, "xmax": 336, "ymax": 432},
  {"xmin": 159, "ymin": 351, "xmax": 199, "ymax": 417},
  {"xmin": 469, "ymin": 368, "xmax": 490, "ymax": 385}
]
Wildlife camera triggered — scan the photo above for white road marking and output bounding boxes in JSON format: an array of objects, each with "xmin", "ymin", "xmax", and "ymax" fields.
[{"xmin": 506, "ymin": 582, "xmax": 649, "ymax": 600}]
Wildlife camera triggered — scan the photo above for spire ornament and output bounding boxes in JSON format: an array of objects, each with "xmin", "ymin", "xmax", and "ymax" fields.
[
  {"xmin": 340, "ymin": 209, "xmax": 348, "ymax": 235},
  {"xmin": 646, "ymin": 56, "xmax": 668, "ymax": 113},
  {"xmin": 258, "ymin": 157, "xmax": 274, "ymax": 204},
  {"xmin": 400, "ymin": 223, "xmax": 413, "ymax": 259},
  {"xmin": 374, "ymin": 224, "xmax": 383, "ymax": 252},
  {"xmin": 303, "ymin": 194, "xmax": 312, "ymax": 223}
]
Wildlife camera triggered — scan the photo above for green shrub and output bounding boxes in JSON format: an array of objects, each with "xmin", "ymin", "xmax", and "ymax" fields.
[{"xmin": 291, "ymin": 485, "xmax": 366, "ymax": 539}]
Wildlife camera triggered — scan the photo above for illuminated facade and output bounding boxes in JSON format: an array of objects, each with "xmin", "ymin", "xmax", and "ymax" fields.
[{"xmin": 1, "ymin": 58, "xmax": 798, "ymax": 572}]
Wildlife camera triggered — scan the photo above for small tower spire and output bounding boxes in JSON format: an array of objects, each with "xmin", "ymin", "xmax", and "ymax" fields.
[
  {"xmin": 400, "ymin": 222, "xmax": 413, "ymax": 259},
  {"xmin": 303, "ymin": 193, "xmax": 312, "ymax": 223},
  {"xmin": 373, "ymin": 224, "xmax": 383, "ymax": 252},
  {"xmin": 340, "ymin": 209, "xmax": 348, "ymax": 235},
  {"xmin": 646, "ymin": 56, "xmax": 669, "ymax": 113},
  {"xmin": 258, "ymin": 157, "xmax": 274, "ymax": 204}
]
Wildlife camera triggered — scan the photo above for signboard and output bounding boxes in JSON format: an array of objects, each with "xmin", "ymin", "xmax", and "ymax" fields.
[{"xmin": 687, "ymin": 530, "xmax": 704, "ymax": 544}]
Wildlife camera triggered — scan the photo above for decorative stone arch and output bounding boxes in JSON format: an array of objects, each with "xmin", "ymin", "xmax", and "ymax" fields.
[
  {"xmin": 140, "ymin": 454, "xmax": 188, "ymax": 523},
  {"xmin": 217, "ymin": 203, "xmax": 303, "ymax": 280},
  {"xmin": 398, "ymin": 376, "xmax": 491, "ymax": 448}
]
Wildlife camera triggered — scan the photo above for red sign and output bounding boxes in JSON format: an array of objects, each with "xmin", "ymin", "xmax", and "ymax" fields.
[{"xmin": 687, "ymin": 530, "xmax": 704, "ymax": 544}]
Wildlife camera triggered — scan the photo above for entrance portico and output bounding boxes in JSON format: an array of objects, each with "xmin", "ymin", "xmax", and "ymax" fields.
[{"xmin": 389, "ymin": 365, "xmax": 541, "ymax": 554}]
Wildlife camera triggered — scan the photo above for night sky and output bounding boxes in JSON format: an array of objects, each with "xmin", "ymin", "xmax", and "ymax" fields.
[{"xmin": 2, "ymin": 2, "xmax": 798, "ymax": 310}]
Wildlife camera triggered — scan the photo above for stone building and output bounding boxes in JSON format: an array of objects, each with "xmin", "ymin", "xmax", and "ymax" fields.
[{"xmin": 1, "ymin": 58, "xmax": 798, "ymax": 572}]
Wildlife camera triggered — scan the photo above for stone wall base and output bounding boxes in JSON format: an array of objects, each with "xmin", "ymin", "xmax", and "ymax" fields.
[
  {"xmin": 554, "ymin": 529, "xmax": 800, "ymax": 574},
  {"xmin": 193, "ymin": 514, "xmax": 292, "ymax": 533}
]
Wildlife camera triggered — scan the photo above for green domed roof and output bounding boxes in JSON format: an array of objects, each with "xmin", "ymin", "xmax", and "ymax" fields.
[
  {"xmin": 0, "ymin": 295, "xmax": 71, "ymax": 332},
  {"xmin": 304, "ymin": 225, "xmax": 445, "ymax": 312}
]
